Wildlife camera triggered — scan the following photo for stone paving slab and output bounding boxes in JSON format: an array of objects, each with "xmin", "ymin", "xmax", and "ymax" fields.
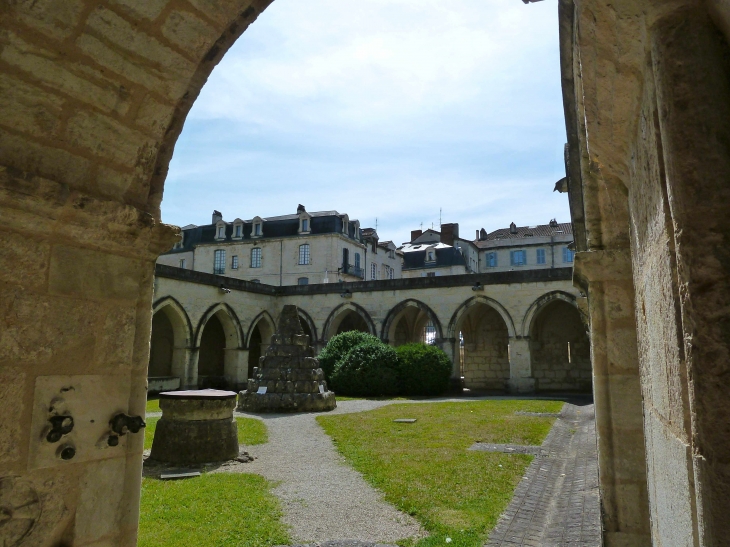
[{"xmin": 484, "ymin": 404, "xmax": 600, "ymax": 547}]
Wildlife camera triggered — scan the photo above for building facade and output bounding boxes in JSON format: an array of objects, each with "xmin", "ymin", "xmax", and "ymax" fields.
[
  {"xmin": 157, "ymin": 206, "xmax": 400, "ymax": 286},
  {"xmin": 399, "ymin": 223, "xmax": 480, "ymax": 277},
  {"xmin": 475, "ymin": 220, "xmax": 574, "ymax": 273}
]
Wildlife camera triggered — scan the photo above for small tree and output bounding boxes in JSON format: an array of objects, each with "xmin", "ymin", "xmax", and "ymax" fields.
[
  {"xmin": 318, "ymin": 330, "xmax": 380, "ymax": 379},
  {"xmin": 329, "ymin": 341, "xmax": 400, "ymax": 397},
  {"xmin": 395, "ymin": 343, "xmax": 452, "ymax": 396}
]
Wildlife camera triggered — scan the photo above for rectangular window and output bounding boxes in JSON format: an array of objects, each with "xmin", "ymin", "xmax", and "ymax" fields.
[
  {"xmin": 510, "ymin": 250, "xmax": 526, "ymax": 266},
  {"xmin": 486, "ymin": 252, "xmax": 497, "ymax": 268},
  {"xmin": 251, "ymin": 248, "xmax": 262, "ymax": 268},
  {"xmin": 232, "ymin": 255, "xmax": 239, "ymax": 269},
  {"xmin": 254, "ymin": 223, "xmax": 262, "ymax": 236},
  {"xmin": 371, "ymin": 262, "xmax": 377, "ymax": 280},
  {"xmin": 536, "ymin": 248, "xmax": 546, "ymax": 264},
  {"xmin": 388, "ymin": 266, "xmax": 394, "ymax": 279},
  {"xmin": 354, "ymin": 253, "xmax": 361, "ymax": 269},
  {"xmin": 426, "ymin": 272, "xmax": 436, "ymax": 277},
  {"xmin": 217, "ymin": 226, "xmax": 225, "ymax": 238},
  {"xmin": 179, "ymin": 258, "xmax": 186, "ymax": 269},
  {"xmin": 301, "ymin": 219, "xmax": 309, "ymax": 232},
  {"xmin": 214, "ymin": 249, "xmax": 226, "ymax": 274},
  {"xmin": 299, "ymin": 244, "xmax": 310, "ymax": 265},
  {"xmin": 298, "ymin": 277, "xmax": 309, "ymax": 285},
  {"xmin": 563, "ymin": 247, "xmax": 574, "ymax": 263},
  {"xmin": 235, "ymin": 225, "xmax": 241, "ymax": 237}
]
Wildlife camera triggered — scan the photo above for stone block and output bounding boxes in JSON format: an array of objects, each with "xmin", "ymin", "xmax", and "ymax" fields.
[
  {"xmin": 49, "ymin": 245, "xmax": 142, "ymax": 301},
  {"xmin": 162, "ymin": 10, "xmax": 220, "ymax": 59},
  {"xmin": 0, "ymin": 370, "xmax": 25, "ymax": 464},
  {"xmin": 0, "ymin": 74, "xmax": 64, "ymax": 138},
  {"xmin": 0, "ymin": 230, "xmax": 50, "ymax": 291},
  {"xmin": 108, "ymin": 0, "xmax": 169, "ymax": 21}
]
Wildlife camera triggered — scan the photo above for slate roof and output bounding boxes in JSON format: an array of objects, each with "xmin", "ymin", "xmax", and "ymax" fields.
[
  {"xmin": 474, "ymin": 223, "xmax": 573, "ymax": 249},
  {"xmin": 401, "ymin": 245, "xmax": 466, "ymax": 270},
  {"xmin": 163, "ymin": 210, "xmax": 361, "ymax": 254}
]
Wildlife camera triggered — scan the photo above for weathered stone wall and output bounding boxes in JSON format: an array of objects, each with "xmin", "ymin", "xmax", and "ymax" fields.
[{"xmin": 566, "ymin": 0, "xmax": 730, "ymax": 544}]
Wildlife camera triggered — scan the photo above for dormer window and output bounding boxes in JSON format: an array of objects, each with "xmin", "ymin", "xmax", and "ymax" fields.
[
  {"xmin": 232, "ymin": 219, "xmax": 244, "ymax": 239},
  {"xmin": 252, "ymin": 217, "xmax": 263, "ymax": 238},
  {"xmin": 299, "ymin": 212, "xmax": 311, "ymax": 234},
  {"xmin": 302, "ymin": 219, "xmax": 308, "ymax": 232},
  {"xmin": 341, "ymin": 215, "xmax": 349, "ymax": 234},
  {"xmin": 214, "ymin": 220, "xmax": 226, "ymax": 241}
]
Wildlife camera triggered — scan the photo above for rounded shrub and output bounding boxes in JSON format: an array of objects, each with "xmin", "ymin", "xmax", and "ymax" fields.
[
  {"xmin": 318, "ymin": 330, "xmax": 380, "ymax": 379},
  {"xmin": 395, "ymin": 343, "xmax": 452, "ymax": 396},
  {"xmin": 329, "ymin": 341, "xmax": 400, "ymax": 397}
]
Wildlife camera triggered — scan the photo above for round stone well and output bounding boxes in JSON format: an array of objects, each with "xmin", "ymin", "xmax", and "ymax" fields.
[{"xmin": 150, "ymin": 389, "xmax": 239, "ymax": 464}]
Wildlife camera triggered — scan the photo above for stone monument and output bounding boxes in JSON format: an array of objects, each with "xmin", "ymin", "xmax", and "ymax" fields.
[{"xmin": 238, "ymin": 305, "xmax": 336, "ymax": 412}]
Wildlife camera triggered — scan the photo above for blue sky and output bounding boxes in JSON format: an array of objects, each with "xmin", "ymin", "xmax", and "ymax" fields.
[{"xmin": 162, "ymin": 0, "xmax": 569, "ymax": 245}]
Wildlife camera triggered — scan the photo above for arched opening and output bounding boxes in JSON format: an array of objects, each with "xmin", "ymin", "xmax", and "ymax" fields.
[
  {"xmin": 335, "ymin": 310, "xmax": 369, "ymax": 335},
  {"xmin": 324, "ymin": 304, "xmax": 375, "ymax": 341},
  {"xmin": 530, "ymin": 300, "xmax": 591, "ymax": 392},
  {"xmin": 299, "ymin": 316, "xmax": 313, "ymax": 343},
  {"xmin": 247, "ymin": 314, "xmax": 275, "ymax": 379},
  {"xmin": 148, "ymin": 300, "xmax": 192, "ymax": 391},
  {"xmin": 455, "ymin": 303, "xmax": 510, "ymax": 391},
  {"xmin": 198, "ymin": 314, "xmax": 226, "ymax": 385},
  {"xmin": 385, "ymin": 302, "xmax": 441, "ymax": 346},
  {"xmin": 149, "ymin": 312, "xmax": 174, "ymax": 377},
  {"xmin": 197, "ymin": 308, "xmax": 241, "ymax": 389}
]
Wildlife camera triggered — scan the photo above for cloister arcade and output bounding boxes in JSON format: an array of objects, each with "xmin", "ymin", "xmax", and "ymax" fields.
[
  {"xmin": 149, "ymin": 267, "xmax": 589, "ymax": 394},
  {"xmin": 3, "ymin": 0, "xmax": 727, "ymax": 544}
]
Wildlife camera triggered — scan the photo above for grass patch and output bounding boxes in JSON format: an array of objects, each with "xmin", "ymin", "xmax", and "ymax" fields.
[
  {"xmin": 144, "ymin": 417, "xmax": 268, "ymax": 451},
  {"xmin": 317, "ymin": 399, "xmax": 563, "ymax": 547},
  {"xmin": 139, "ymin": 473, "xmax": 290, "ymax": 547},
  {"xmin": 146, "ymin": 398, "xmax": 161, "ymax": 413}
]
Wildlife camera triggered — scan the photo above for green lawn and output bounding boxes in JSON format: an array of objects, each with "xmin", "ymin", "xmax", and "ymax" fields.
[
  {"xmin": 144, "ymin": 416, "xmax": 268, "ymax": 451},
  {"xmin": 317, "ymin": 400, "xmax": 563, "ymax": 547},
  {"xmin": 146, "ymin": 398, "xmax": 161, "ymax": 413},
  {"xmin": 139, "ymin": 473, "xmax": 290, "ymax": 547}
]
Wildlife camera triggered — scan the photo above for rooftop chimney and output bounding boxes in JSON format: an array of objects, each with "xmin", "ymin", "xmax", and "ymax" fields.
[
  {"xmin": 549, "ymin": 218, "xmax": 558, "ymax": 228},
  {"xmin": 212, "ymin": 210, "xmax": 223, "ymax": 223},
  {"xmin": 411, "ymin": 229, "xmax": 423, "ymax": 242},
  {"xmin": 480, "ymin": 228, "xmax": 487, "ymax": 241},
  {"xmin": 297, "ymin": 204, "xmax": 306, "ymax": 214},
  {"xmin": 509, "ymin": 222, "xmax": 518, "ymax": 234},
  {"xmin": 441, "ymin": 223, "xmax": 459, "ymax": 246}
]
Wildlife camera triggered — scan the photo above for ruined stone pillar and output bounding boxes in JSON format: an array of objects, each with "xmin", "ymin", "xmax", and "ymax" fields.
[
  {"xmin": 574, "ymin": 250, "xmax": 651, "ymax": 546},
  {"xmin": 507, "ymin": 338, "xmax": 535, "ymax": 393}
]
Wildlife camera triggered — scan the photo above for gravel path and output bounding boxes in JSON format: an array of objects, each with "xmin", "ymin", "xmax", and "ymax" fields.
[{"xmin": 235, "ymin": 399, "xmax": 427, "ymax": 544}]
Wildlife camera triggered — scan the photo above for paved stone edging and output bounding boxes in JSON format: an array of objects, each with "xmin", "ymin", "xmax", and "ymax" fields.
[{"xmin": 483, "ymin": 403, "xmax": 601, "ymax": 547}]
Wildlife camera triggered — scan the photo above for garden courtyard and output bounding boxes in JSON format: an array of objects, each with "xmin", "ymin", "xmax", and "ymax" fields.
[{"xmin": 139, "ymin": 396, "xmax": 600, "ymax": 547}]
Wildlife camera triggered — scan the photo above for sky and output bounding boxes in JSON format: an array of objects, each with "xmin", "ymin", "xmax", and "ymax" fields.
[{"xmin": 162, "ymin": 0, "xmax": 569, "ymax": 246}]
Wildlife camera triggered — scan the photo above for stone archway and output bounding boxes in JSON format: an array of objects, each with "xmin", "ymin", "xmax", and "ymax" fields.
[
  {"xmin": 450, "ymin": 301, "xmax": 511, "ymax": 391},
  {"xmin": 195, "ymin": 304, "xmax": 244, "ymax": 389},
  {"xmin": 382, "ymin": 300, "xmax": 443, "ymax": 346},
  {"xmin": 149, "ymin": 297, "xmax": 193, "ymax": 391},
  {"xmin": 323, "ymin": 303, "xmax": 375, "ymax": 341},
  {"xmin": 246, "ymin": 311, "xmax": 275, "ymax": 379},
  {"xmin": 529, "ymin": 299, "xmax": 591, "ymax": 392}
]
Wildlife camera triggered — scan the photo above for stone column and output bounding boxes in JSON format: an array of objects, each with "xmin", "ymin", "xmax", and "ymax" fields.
[
  {"xmin": 186, "ymin": 348, "xmax": 201, "ymax": 389},
  {"xmin": 507, "ymin": 338, "xmax": 535, "ymax": 393},
  {"xmin": 574, "ymin": 250, "xmax": 651, "ymax": 546}
]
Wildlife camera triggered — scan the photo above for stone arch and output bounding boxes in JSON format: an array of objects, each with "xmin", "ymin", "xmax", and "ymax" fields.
[
  {"xmin": 149, "ymin": 297, "xmax": 193, "ymax": 387},
  {"xmin": 529, "ymin": 299, "xmax": 591, "ymax": 392},
  {"xmin": 323, "ymin": 302, "xmax": 376, "ymax": 341},
  {"xmin": 381, "ymin": 299, "xmax": 443, "ymax": 346},
  {"xmin": 246, "ymin": 310, "xmax": 276, "ymax": 379},
  {"xmin": 447, "ymin": 296, "xmax": 516, "ymax": 339},
  {"xmin": 448, "ymin": 297, "xmax": 513, "ymax": 391},
  {"xmin": 195, "ymin": 303, "xmax": 244, "ymax": 389},
  {"xmin": 297, "ymin": 308, "xmax": 318, "ymax": 345},
  {"xmin": 520, "ymin": 290, "xmax": 581, "ymax": 339}
]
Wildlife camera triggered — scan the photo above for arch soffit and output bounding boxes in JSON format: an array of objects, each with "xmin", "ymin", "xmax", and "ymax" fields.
[
  {"xmin": 521, "ymin": 291, "xmax": 579, "ymax": 339},
  {"xmin": 296, "ymin": 308, "xmax": 319, "ymax": 344},
  {"xmin": 381, "ymin": 299, "xmax": 444, "ymax": 341},
  {"xmin": 322, "ymin": 302, "xmax": 376, "ymax": 340},
  {"xmin": 152, "ymin": 296, "xmax": 194, "ymax": 347},
  {"xmin": 245, "ymin": 310, "xmax": 276, "ymax": 349},
  {"xmin": 194, "ymin": 302, "xmax": 245, "ymax": 349},
  {"xmin": 447, "ymin": 296, "xmax": 516, "ymax": 339}
]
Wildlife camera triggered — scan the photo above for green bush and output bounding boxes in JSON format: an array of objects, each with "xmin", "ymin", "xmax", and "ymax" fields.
[
  {"xmin": 318, "ymin": 330, "xmax": 380, "ymax": 379},
  {"xmin": 395, "ymin": 343, "xmax": 452, "ymax": 396},
  {"xmin": 329, "ymin": 341, "xmax": 400, "ymax": 397}
]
